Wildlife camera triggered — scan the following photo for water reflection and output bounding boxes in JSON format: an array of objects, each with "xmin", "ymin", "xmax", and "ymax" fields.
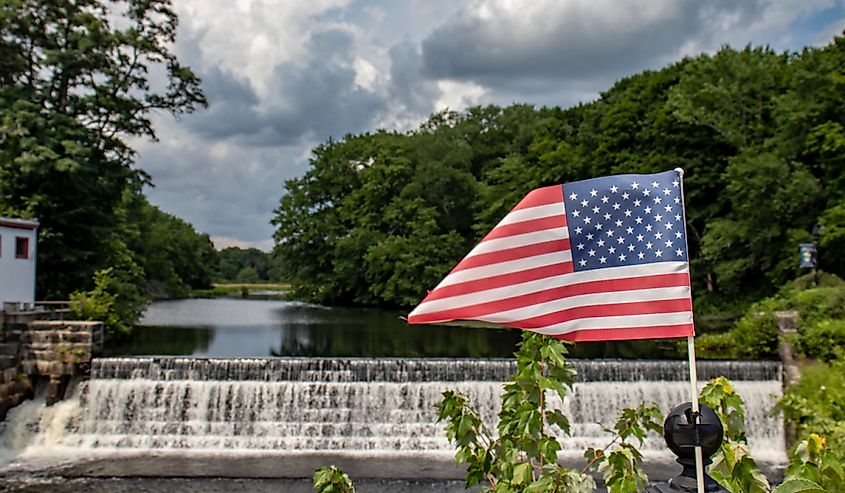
[
  {"xmin": 106, "ymin": 298, "xmax": 685, "ymax": 359},
  {"xmin": 270, "ymin": 303, "xmax": 523, "ymax": 357}
]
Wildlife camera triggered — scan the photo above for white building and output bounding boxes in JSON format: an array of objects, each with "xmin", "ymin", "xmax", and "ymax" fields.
[{"xmin": 0, "ymin": 217, "xmax": 39, "ymax": 309}]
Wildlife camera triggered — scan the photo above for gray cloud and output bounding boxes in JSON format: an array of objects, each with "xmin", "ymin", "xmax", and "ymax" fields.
[
  {"xmin": 388, "ymin": 41, "xmax": 441, "ymax": 115},
  {"xmin": 185, "ymin": 27, "xmax": 388, "ymax": 148},
  {"xmin": 137, "ymin": 124, "xmax": 307, "ymax": 246},
  {"xmin": 420, "ymin": 0, "xmax": 773, "ymax": 89},
  {"xmin": 186, "ymin": 66, "xmax": 263, "ymax": 140}
]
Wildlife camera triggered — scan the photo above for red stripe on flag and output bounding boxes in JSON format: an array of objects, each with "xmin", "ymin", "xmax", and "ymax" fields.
[
  {"xmin": 552, "ymin": 324, "xmax": 694, "ymax": 342},
  {"xmin": 512, "ymin": 186, "xmax": 563, "ymax": 211},
  {"xmin": 409, "ymin": 272, "xmax": 690, "ymax": 323},
  {"xmin": 452, "ymin": 239, "xmax": 570, "ymax": 272},
  {"xmin": 417, "ymin": 262, "xmax": 574, "ymax": 304},
  {"xmin": 510, "ymin": 298, "xmax": 693, "ymax": 329},
  {"xmin": 481, "ymin": 215, "xmax": 566, "ymax": 242}
]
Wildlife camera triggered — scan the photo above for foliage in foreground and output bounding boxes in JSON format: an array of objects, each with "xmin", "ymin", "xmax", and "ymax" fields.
[
  {"xmin": 313, "ymin": 334, "xmax": 845, "ymax": 493},
  {"xmin": 313, "ymin": 466, "xmax": 356, "ymax": 493},
  {"xmin": 700, "ymin": 377, "xmax": 770, "ymax": 492},
  {"xmin": 436, "ymin": 332, "xmax": 596, "ymax": 492}
]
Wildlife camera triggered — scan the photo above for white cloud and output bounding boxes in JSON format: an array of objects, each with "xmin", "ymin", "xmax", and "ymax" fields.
[
  {"xmin": 174, "ymin": 0, "xmax": 353, "ymax": 97},
  {"xmin": 353, "ymin": 57, "xmax": 380, "ymax": 90},
  {"xmin": 435, "ymin": 80, "xmax": 486, "ymax": 112}
]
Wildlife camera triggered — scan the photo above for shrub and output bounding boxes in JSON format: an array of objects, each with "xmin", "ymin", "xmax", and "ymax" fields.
[
  {"xmin": 791, "ymin": 320, "xmax": 845, "ymax": 362},
  {"xmin": 696, "ymin": 332, "xmax": 742, "ymax": 359},
  {"xmin": 697, "ymin": 298, "xmax": 783, "ymax": 360},
  {"xmin": 70, "ymin": 266, "xmax": 148, "ymax": 341},
  {"xmin": 791, "ymin": 286, "xmax": 845, "ymax": 329}
]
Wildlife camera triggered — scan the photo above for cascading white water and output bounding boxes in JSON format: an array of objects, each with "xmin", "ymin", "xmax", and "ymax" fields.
[{"xmin": 1, "ymin": 357, "xmax": 786, "ymax": 475}]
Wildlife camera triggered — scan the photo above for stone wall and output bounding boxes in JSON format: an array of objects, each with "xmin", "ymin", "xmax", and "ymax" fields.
[
  {"xmin": 0, "ymin": 340, "xmax": 31, "ymax": 420},
  {"xmin": 0, "ymin": 312, "xmax": 102, "ymax": 419}
]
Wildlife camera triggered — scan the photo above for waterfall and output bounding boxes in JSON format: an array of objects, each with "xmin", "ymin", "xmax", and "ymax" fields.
[{"xmin": 2, "ymin": 357, "xmax": 786, "ymax": 475}]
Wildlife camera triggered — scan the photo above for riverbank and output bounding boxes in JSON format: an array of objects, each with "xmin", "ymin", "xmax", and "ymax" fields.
[{"xmin": 189, "ymin": 283, "xmax": 290, "ymax": 300}]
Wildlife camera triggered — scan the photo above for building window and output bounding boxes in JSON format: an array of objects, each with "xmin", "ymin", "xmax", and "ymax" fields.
[{"xmin": 15, "ymin": 237, "xmax": 28, "ymax": 259}]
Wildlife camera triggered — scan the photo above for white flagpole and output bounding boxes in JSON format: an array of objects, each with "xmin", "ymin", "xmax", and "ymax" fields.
[
  {"xmin": 688, "ymin": 335, "xmax": 705, "ymax": 493},
  {"xmin": 675, "ymin": 167, "xmax": 705, "ymax": 493}
]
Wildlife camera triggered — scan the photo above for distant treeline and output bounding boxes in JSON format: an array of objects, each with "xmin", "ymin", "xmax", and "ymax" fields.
[
  {"xmin": 216, "ymin": 247, "xmax": 280, "ymax": 283},
  {"xmin": 274, "ymin": 34, "xmax": 845, "ymax": 315}
]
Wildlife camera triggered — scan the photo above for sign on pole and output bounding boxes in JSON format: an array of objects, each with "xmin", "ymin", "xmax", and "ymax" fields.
[{"xmin": 799, "ymin": 243, "xmax": 816, "ymax": 268}]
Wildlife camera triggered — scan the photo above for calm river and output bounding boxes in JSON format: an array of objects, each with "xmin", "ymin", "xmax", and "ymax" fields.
[{"xmin": 107, "ymin": 297, "xmax": 684, "ymax": 359}]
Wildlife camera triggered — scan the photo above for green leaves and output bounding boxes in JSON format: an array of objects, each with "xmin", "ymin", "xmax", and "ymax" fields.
[
  {"xmin": 698, "ymin": 377, "xmax": 770, "ymax": 493},
  {"xmin": 437, "ymin": 388, "xmax": 493, "ymax": 489},
  {"xmin": 584, "ymin": 402, "xmax": 662, "ymax": 493},
  {"xmin": 781, "ymin": 434, "xmax": 844, "ymax": 491},
  {"xmin": 437, "ymin": 333, "xmax": 589, "ymax": 492},
  {"xmin": 709, "ymin": 441, "xmax": 771, "ymax": 493},
  {"xmin": 312, "ymin": 466, "xmax": 356, "ymax": 493},
  {"xmin": 700, "ymin": 376, "xmax": 747, "ymax": 442},
  {"xmin": 771, "ymin": 478, "xmax": 826, "ymax": 493}
]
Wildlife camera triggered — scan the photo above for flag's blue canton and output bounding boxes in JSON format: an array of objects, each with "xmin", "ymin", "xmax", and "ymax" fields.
[{"xmin": 562, "ymin": 170, "xmax": 688, "ymax": 272}]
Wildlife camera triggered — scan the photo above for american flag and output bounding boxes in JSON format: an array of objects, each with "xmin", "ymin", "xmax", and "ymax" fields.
[{"xmin": 407, "ymin": 169, "xmax": 694, "ymax": 342}]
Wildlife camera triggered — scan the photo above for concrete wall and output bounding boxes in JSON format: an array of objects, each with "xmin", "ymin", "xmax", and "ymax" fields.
[{"xmin": 0, "ymin": 219, "xmax": 38, "ymax": 310}]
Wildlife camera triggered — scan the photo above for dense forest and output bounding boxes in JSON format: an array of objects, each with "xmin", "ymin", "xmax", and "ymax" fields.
[{"xmin": 274, "ymin": 34, "xmax": 845, "ymax": 318}]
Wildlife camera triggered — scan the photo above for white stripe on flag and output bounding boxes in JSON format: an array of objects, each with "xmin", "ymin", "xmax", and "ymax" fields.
[
  {"xmin": 411, "ymin": 262, "xmax": 688, "ymax": 317},
  {"xmin": 478, "ymin": 286, "xmax": 692, "ymax": 324},
  {"xmin": 463, "ymin": 227, "xmax": 569, "ymax": 259},
  {"xmin": 496, "ymin": 203, "xmax": 565, "ymax": 227},
  {"xmin": 532, "ymin": 311, "xmax": 694, "ymax": 336},
  {"xmin": 435, "ymin": 251, "xmax": 572, "ymax": 288}
]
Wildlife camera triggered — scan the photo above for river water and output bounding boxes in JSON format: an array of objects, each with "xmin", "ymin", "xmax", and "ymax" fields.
[{"xmin": 110, "ymin": 297, "xmax": 685, "ymax": 359}]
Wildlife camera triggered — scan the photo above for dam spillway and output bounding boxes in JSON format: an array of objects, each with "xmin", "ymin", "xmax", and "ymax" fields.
[{"xmin": 1, "ymin": 357, "xmax": 786, "ymax": 478}]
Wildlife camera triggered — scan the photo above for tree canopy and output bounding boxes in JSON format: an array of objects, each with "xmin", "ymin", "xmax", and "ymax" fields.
[
  {"xmin": 0, "ymin": 0, "xmax": 211, "ymax": 303},
  {"xmin": 273, "ymin": 34, "xmax": 845, "ymax": 314}
]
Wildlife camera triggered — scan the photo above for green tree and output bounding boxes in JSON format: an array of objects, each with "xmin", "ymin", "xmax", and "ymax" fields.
[
  {"xmin": 120, "ymin": 191, "xmax": 217, "ymax": 298},
  {"xmin": 0, "ymin": 0, "xmax": 206, "ymax": 298},
  {"xmin": 235, "ymin": 266, "xmax": 260, "ymax": 283},
  {"xmin": 216, "ymin": 247, "xmax": 277, "ymax": 282}
]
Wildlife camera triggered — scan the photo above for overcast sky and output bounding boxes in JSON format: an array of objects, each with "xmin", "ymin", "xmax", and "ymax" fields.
[{"xmin": 132, "ymin": 0, "xmax": 845, "ymax": 251}]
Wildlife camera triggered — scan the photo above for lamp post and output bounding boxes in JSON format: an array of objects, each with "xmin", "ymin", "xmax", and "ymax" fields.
[
  {"xmin": 811, "ymin": 224, "xmax": 823, "ymax": 286},
  {"xmin": 645, "ymin": 402, "xmax": 728, "ymax": 493}
]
